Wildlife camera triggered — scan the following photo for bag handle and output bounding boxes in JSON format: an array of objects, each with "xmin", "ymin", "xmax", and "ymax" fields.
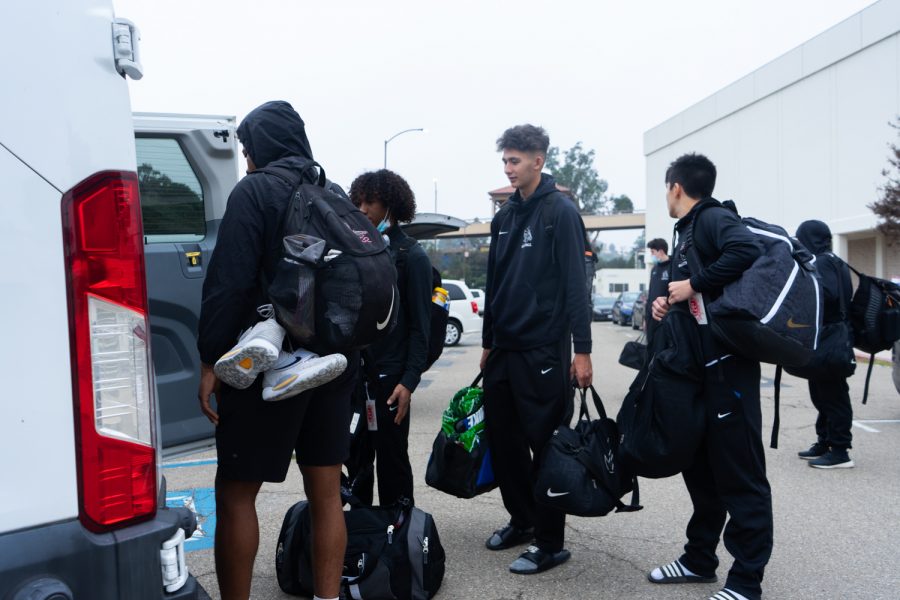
[{"xmin": 470, "ymin": 372, "xmax": 483, "ymax": 388}]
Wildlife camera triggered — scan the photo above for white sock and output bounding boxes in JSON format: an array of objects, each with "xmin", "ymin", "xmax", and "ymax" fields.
[{"xmin": 313, "ymin": 596, "xmax": 338, "ymax": 600}]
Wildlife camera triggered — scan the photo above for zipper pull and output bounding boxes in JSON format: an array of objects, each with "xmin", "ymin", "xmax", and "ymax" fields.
[
  {"xmin": 387, "ymin": 525, "xmax": 394, "ymax": 544},
  {"xmin": 423, "ymin": 536, "xmax": 429, "ymax": 564}
]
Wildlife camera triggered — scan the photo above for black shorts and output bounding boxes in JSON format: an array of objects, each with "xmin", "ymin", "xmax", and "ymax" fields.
[{"xmin": 215, "ymin": 352, "xmax": 359, "ymax": 482}]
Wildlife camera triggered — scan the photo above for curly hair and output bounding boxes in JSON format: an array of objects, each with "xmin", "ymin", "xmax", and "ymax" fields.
[
  {"xmin": 349, "ymin": 169, "xmax": 417, "ymax": 224},
  {"xmin": 496, "ymin": 124, "xmax": 550, "ymax": 154}
]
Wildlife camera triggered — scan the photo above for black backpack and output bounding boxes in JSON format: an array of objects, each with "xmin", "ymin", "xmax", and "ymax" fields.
[
  {"xmin": 258, "ymin": 163, "xmax": 399, "ymax": 354},
  {"xmin": 395, "ymin": 236, "xmax": 448, "ymax": 371},
  {"xmin": 276, "ymin": 496, "xmax": 445, "ymax": 600},
  {"xmin": 847, "ymin": 262, "xmax": 900, "ymax": 404},
  {"xmin": 685, "ymin": 199, "xmax": 822, "ymax": 369},
  {"xmin": 616, "ymin": 305, "xmax": 707, "ymax": 479}
]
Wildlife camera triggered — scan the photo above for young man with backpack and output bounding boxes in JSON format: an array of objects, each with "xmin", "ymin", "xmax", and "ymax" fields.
[
  {"xmin": 649, "ymin": 153, "xmax": 770, "ymax": 600},
  {"xmin": 794, "ymin": 220, "xmax": 855, "ymax": 469},
  {"xmin": 197, "ymin": 101, "xmax": 359, "ymax": 600},
  {"xmin": 346, "ymin": 169, "xmax": 435, "ymax": 506},
  {"xmin": 480, "ymin": 124, "xmax": 593, "ymax": 575},
  {"xmin": 645, "ymin": 237, "xmax": 671, "ymax": 343}
]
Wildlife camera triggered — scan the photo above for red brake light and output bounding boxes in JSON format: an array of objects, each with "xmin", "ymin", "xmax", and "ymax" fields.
[
  {"xmin": 471, "ymin": 301, "xmax": 478, "ymax": 314},
  {"xmin": 62, "ymin": 171, "xmax": 157, "ymax": 533}
]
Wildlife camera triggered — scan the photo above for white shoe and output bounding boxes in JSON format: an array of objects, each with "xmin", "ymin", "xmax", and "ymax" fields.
[
  {"xmin": 262, "ymin": 349, "xmax": 348, "ymax": 401},
  {"xmin": 214, "ymin": 317, "xmax": 285, "ymax": 389}
]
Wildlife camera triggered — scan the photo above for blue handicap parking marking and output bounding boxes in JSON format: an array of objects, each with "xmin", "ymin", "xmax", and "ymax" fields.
[{"xmin": 166, "ymin": 487, "xmax": 216, "ymax": 552}]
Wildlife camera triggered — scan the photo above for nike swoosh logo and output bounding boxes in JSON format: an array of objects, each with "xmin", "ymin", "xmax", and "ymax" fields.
[
  {"xmin": 541, "ymin": 367, "xmax": 553, "ymax": 375},
  {"xmin": 546, "ymin": 489, "xmax": 569, "ymax": 498},
  {"xmin": 718, "ymin": 412, "xmax": 732, "ymax": 419},
  {"xmin": 786, "ymin": 317, "xmax": 810, "ymax": 329},
  {"xmin": 376, "ymin": 287, "xmax": 395, "ymax": 330},
  {"xmin": 389, "ymin": 404, "xmax": 398, "ymax": 412},
  {"xmin": 498, "ymin": 231, "xmax": 509, "ymax": 235}
]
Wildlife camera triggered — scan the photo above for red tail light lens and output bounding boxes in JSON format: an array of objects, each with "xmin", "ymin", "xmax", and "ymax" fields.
[
  {"xmin": 62, "ymin": 171, "xmax": 157, "ymax": 533},
  {"xmin": 471, "ymin": 301, "xmax": 478, "ymax": 314}
]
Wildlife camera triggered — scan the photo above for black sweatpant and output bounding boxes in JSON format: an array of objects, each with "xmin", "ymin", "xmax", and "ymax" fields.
[
  {"xmin": 679, "ymin": 354, "xmax": 772, "ymax": 600},
  {"xmin": 808, "ymin": 377, "xmax": 853, "ymax": 450},
  {"xmin": 348, "ymin": 372, "xmax": 414, "ymax": 507},
  {"xmin": 482, "ymin": 338, "xmax": 574, "ymax": 553}
]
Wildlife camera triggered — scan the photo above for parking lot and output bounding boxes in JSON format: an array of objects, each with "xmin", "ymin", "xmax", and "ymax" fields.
[{"xmin": 163, "ymin": 320, "xmax": 900, "ymax": 599}]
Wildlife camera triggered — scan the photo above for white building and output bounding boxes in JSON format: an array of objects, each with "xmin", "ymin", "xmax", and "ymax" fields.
[
  {"xmin": 644, "ymin": 0, "xmax": 900, "ymax": 281},
  {"xmin": 594, "ymin": 268, "xmax": 648, "ymax": 297}
]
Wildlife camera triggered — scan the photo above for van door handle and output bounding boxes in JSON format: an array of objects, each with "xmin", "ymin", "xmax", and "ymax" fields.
[{"xmin": 185, "ymin": 251, "xmax": 201, "ymax": 267}]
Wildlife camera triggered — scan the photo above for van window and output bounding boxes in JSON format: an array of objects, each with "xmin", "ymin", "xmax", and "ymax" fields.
[
  {"xmin": 444, "ymin": 283, "xmax": 465, "ymax": 301},
  {"xmin": 135, "ymin": 137, "xmax": 205, "ymax": 242}
]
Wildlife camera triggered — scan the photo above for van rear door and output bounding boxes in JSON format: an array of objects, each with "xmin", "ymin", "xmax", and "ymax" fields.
[{"xmin": 133, "ymin": 113, "xmax": 239, "ymax": 454}]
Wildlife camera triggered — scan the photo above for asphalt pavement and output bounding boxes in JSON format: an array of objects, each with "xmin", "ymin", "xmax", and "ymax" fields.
[{"xmin": 162, "ymin": 321, "xmax": 900, "ymax": 600}]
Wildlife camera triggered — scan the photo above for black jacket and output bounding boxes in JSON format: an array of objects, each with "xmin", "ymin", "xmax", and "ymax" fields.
[
  {"xmin": 367, "ymin": 225, "xmax": 433, "ymax": 392},
  {"xmin": 646, "ymin": 259, "xmax": 670, "ymax": 341},
  {"xmin": 673, "ymin": 198, "xmax": 762, "ymax": 300},
  {"xmin": 198, "ymin": 101, "xmax": 333, "ymax": 365},
  {"xmin": 483, "ymin": 174, "xmax": 592, "ymax": 354},
  {"xmin": 796, "ymin": 220, "xmax": 852, "ymax": 324}
]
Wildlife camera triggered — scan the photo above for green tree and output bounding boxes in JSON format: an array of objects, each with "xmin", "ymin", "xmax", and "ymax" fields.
[
  {"xmin": 870, "ymin": 118, "xmax": 900, "ymax": 241},
  {"xmin": 137, "ymin": 163, "xmax": 204, "ymax": 236},
  {"xmin": 610, "ymin": 194, "xmax": 634, "ymax": 214},
  {"xmin": 545, "ymin": 142, "xmax": 609, "ymax": 214}
]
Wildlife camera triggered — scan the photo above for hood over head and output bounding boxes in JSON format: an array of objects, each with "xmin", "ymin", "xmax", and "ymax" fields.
[
  {"xmin": 796, "ymin": 220, "xmax": 832, "ymax": 254},
  {"xmin": 237, "ymin": 101, "xmax": 313, "ymax": 169}
]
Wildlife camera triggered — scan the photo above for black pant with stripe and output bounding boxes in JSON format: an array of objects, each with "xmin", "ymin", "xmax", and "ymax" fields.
[
  {"xmin": 482, "ymin": 337, "xmax": 574, "ymax": 553},
  {"xmin": 679, "ymin": 354, "xmax": 772, "ymax": 600}
]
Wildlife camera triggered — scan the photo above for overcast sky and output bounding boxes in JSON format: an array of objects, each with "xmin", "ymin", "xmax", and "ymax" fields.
[{"xmin": 116, "ymin": 0, "xmax": 876, "ymax": 226}]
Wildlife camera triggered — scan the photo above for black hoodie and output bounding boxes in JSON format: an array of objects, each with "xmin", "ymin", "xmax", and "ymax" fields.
[
  {"xmin": 198, "ymin": 101, "xmax": 327, "ymax": 364},
  {"xmin": 482, "ymin": 173, "xmax": 592, "ymax": 354},
  {"xmin": 796, "ymin": 220, "xmax": 852, "ymax": 324}
]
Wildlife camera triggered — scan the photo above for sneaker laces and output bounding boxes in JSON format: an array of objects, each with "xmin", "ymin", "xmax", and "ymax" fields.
[{"xmin": 257, "ymin": 304, "xmax": 275, "ymax": 319}]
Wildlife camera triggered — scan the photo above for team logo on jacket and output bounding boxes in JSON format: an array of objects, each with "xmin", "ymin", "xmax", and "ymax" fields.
[{"xmin": 521, "ymin": 226, "xmax": 533, "ymax": 248}]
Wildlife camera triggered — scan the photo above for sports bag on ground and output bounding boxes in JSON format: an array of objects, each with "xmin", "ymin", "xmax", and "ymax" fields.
[
  {"xmin": 848, "ymin": 262, "xmax": 900, "ymax": 404},
  {"xmin": 395, "ymin": 236, "xmax": 448, "ymax": 371},
  {"xmin": 534, "ymin": 385, "xmax": 641, "ymax": 517},
  {"xmin": 617, "ymin": 305, "xmax": 706, "ymax": 479},
  {"xmin": 276, "ymin": 497, "xmax": 445, "ymax": 599},
  {"xmin": 258, "ymin": 163, "xmax": 399, "ymax": 354},
  {"xmin": 688, "ymin": 199, "xmax": 822, "ymax": 368},
  {"xmin": 425, "ymin": 373, "xmax": 496, "ymax": 499}
]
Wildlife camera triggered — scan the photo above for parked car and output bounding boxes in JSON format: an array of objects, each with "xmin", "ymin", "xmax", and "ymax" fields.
[
  {"xmin": 592, "ymin": 295, "xmax": 616, "ymax": 321},
  {"xmin": 631, "ymin": 291, "xmax": 648, "ymax": 330},
  {"xmin": 441, "ymin": 279, "xmax": 483, "ymax": 346},
  {"xmin": 471, "ymin": 288, "xmax": 485, "ymax": 316},
  {"xmin": 611, "ymin": 291, "xmax": 642, "ymax": 326},
  {"xmin": 0, "ymin": 4, "xmax": 204, "ymax": 597}
]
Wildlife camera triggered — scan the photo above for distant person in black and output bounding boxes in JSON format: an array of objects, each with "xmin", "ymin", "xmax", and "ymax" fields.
[
  {"xmin": 649, "ymin": 153, "xmax": 770, "ymax": 600},
  {"xmin": 645, "ymin": 237, "xmax": 670, "ymax": 343},
  {"xmin": 348, "ymin": 170, "xmax": 433, "ymax": 505},
  {"xmin": 795, "ymin": 220, "xmax": 855, "ymax": 469},
  {"xmin": 480, "ymin": 124, "xmax": 593, "ymax": 575}
]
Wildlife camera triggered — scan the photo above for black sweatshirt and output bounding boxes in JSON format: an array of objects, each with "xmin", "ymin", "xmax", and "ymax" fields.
[
  {"xmin": 674, "ymin": 198, "xmax": 763, "ymax": 299},
  {"xmin": 198, "ymin": 101, "xmax": 337, "ymax": 365},
  {"xmin": 367, "ymin": 225, "xmax": 433, "ymax": 392},
  {"xmin": 796, "ymin": 220, "xmax": 852, "ymax": 324},
  {"xmin": 482, "ymin": 174, "xmax": 592, "ymax": 354}
]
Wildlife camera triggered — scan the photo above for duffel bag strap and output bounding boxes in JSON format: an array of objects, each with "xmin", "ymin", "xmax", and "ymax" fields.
[{"xmin": 771, "ymin": 365, "xmax": 782, "ymax": 449}]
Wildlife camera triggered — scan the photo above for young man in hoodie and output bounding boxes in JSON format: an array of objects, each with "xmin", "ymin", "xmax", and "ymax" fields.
[
  {"xmin": 197, "ymin": 101, "xmax": 356, "ymax": 600},
  {"xmin": 649, "ymin": 154, "xmax": 770, "ymax": 600},
  {"xmin": 645, "ymin": 237, "xmax": 671, "ymax": 343},
  {"xmin": 480, "ymin": 124, "xmax": 593, "ymax": 575},
  {"xmin": 794, "ymin": 220, "xmax": 855, "ymax": 469}
]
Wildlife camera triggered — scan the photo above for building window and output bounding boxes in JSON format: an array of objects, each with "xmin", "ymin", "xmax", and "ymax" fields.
[{"xmin": 609, "ymin": 283, "xmax": 629, "ymax": 293}]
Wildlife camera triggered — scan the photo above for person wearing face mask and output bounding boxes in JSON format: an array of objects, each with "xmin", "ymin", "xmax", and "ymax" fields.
[
  {"xmin": 645, "ymin": 238, "xmax": 671, "ymax": 343},
  {"xmin": 346, "ymin": 169, "xmax": 433, "ymax": 507}
]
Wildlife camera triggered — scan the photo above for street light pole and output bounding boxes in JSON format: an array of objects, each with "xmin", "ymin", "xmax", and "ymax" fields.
[
  {"xmin": 383, "ymin": 127, "xmax": 425, "ymax": 169},
  {"xmin": 433, "ymin": 178, "xmax": 438, "ymax": 213}
]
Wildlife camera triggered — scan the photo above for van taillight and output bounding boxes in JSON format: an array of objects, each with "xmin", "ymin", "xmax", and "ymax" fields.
[{"xmin": 62, "ymin": 171, "xmax": 157, "ymax": 533}]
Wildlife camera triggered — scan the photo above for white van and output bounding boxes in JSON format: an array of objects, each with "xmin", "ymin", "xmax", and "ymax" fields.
[{"xmin": 0, "ymin": 3, "xmax": 207, "ymax": 598}]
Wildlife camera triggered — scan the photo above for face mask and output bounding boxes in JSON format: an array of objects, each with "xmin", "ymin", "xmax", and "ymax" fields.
[
  {"xmin": 650, "ymin": 255, "xmax": 660, "ymax": 265},
  {"xmin": 377, "ymin": 219, "xmax": 389, "ymax": 233}
]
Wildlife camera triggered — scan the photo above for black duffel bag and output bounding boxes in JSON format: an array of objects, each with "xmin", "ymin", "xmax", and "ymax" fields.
[
  {"xmin": 617, "ymin": 306, "xmax": 706, "ymax": 479},
  {"xmin": 276, "ymin": 496, "xmax": 445, "ymax": 599},
  {"xmin": 618, "ymin": 333, "xmax": 647, "ymax": 370},
  {"xmin": 534, "ymin": 385, "xmax": 641, "ymax": 517}
]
